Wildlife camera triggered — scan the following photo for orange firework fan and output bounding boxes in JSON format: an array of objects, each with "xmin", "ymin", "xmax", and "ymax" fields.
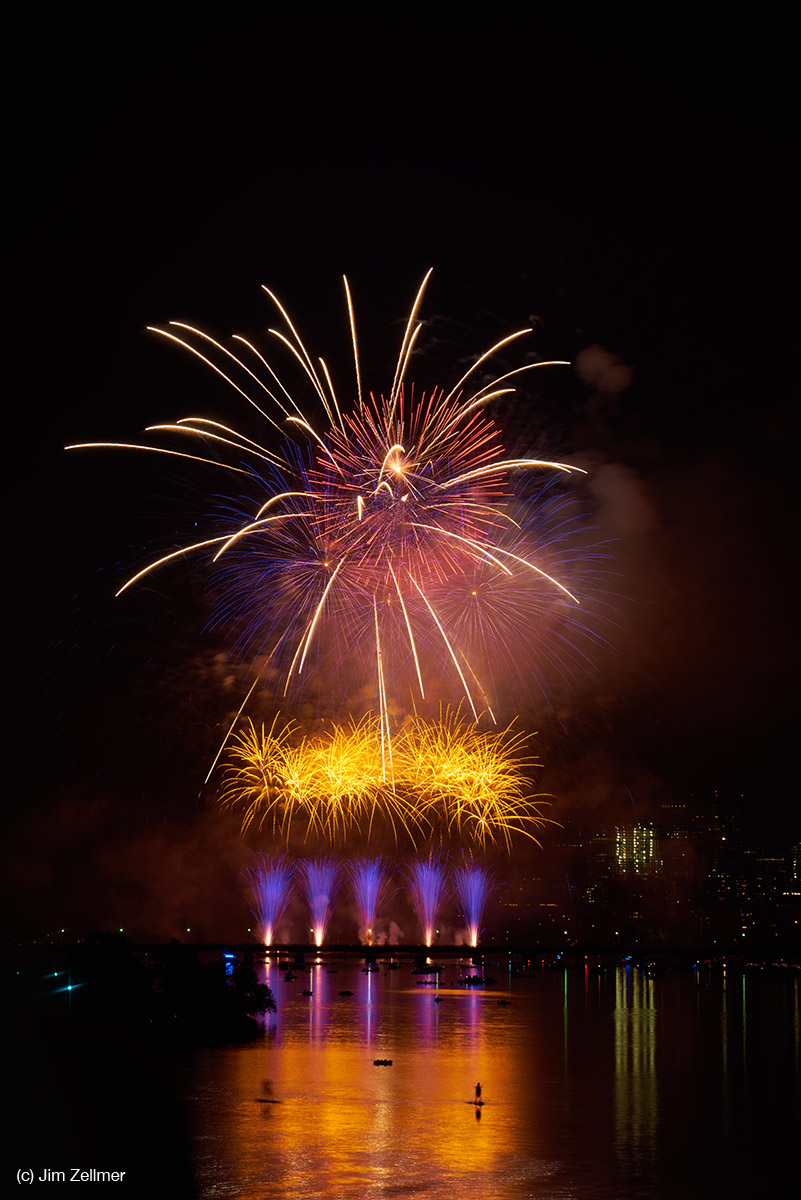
[
  {"xmin": 396, "ymin": 709, "xmax": 548, "ymax": 849},
  {"xmin": 220, "ymin": 710, "xmax": 553, "ymax": 851}
]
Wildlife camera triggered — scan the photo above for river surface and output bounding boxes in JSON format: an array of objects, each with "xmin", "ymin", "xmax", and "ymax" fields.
[{"xmin": 184, "ymin": 957, "xmax": 799, "ymax": 1199}]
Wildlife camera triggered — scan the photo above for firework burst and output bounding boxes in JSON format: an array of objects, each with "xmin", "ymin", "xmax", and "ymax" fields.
[
  {"xmin": 222, "ymin": 709, "xmax": 553, "ymax": 850},
  {"xmin": 67, "ymin": 273, "xmax": 587, "ymax": 746},
  {"xmin": 220, "ymin": 713, "xmax": 425, "ymax": 843},
  {"xmin": 399, "ymin": 708, "xmax": 548, "ymax": 849}
]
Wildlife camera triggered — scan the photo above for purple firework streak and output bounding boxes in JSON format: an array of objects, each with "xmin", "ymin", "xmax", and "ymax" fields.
[
  {"xmin": 407, "ymin": 853, "xmax": 449, "ymax": 947},
  {"xmin": 301, "ymin": 857, "xmax": 340, "ymax": 947},
  {"xmin": 453, "ymin": 861, "xmax": 496, "ymax": 947},
  {"xmin": 347, "ymin": 856, "xmax": 392, "ymax": 945},
  {"xmin": 248, "ymin": 853, "xmax": 295, "ymax": 946}
]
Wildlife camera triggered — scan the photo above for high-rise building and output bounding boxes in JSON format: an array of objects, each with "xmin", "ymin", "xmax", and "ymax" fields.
[{"xmin": 614, "ymin": 824, "xmax": 661, "ymax": 877}]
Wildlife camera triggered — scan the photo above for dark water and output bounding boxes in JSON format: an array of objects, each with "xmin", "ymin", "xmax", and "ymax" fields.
[{"xmin": 181, "ymin": 959, "xmax": 800, "ymax": 1199}]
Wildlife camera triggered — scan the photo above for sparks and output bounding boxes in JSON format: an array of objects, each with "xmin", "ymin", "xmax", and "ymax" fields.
[
  {"xmin": 221, "ymin": 710, "xmax": 552, "ymax": 850},
  {"xmin": 68, "ymin": 274, "xmax": 584, "ymax": 727},
  {"xmin": 247, "ymin": 853, "xmax": 295, "ymax": 947}
]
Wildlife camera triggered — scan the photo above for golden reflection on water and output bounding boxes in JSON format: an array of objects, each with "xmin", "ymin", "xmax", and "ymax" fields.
[
  {"xmin": 614, "ymin": 966, "xmax": 657, "ymax": 1177},
  {"xmin": 191, "ymin": 960, "xmax": 550, "ymax": 1198},
  {"xmin": 184, "ymin": 959, "xmax": 801, "ymax": 1199}
]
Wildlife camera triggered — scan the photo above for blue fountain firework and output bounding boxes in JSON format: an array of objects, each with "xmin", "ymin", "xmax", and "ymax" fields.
[
  {"xmin": 406, "ymin": 853, "xmax": 449, "ymax": 948},
  {"xmin": 347, "ymin": 856, "xmax": 392, "ymax": 945},
  {"xmin": 453, "ymin": 861, "xmax": 496, "ymax": 947},
  {"xmin": 248, "ymin": 853, "xmax": 295, "ymax": 946},
  {"xmin": 301, "ymin": 857, "xmax": 340, "ymax": 947},
  {"xmin": 247, "ymin": 852, "xmax": 501, "ymax": 945}
]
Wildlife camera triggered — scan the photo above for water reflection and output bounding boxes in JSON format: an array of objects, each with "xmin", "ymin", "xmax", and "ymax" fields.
[
  {"xmin": 192, "ymin": 959, "xmax": 524, "ymax": 1197},
  {"xmin": 614, "ymin": 966, "xmax": 658, "ymax": 1180},
  {"xmin": 185, "ymin": 958, "xmax": 800, "ymax": 1199}
]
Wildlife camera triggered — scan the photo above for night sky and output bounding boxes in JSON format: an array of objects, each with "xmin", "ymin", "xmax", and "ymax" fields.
[{"xmin": 8, "ymin": 11, "xmax": 799, "ymax": 941}]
